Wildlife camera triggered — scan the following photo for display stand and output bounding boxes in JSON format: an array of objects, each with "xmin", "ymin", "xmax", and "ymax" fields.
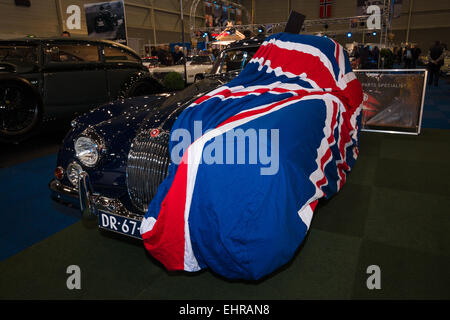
[{"xmin": 355, "ymin": 69, "xmax": 428, "ymax": 135}]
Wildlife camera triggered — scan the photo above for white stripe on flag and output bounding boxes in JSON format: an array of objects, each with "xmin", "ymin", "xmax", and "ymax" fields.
[
  {"xmin": 298, "ymin": 203, "xmax": 314, "ymax": 229},
  {"xmin": 140, "ymin": 216, "xmax": 156, "ymax": 235},
  {"xmin": 250, "ymin": 58, "xmax": 321, "ymax": 89}
]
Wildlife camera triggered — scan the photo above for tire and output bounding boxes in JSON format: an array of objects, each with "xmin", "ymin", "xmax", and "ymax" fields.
[{"xmin": 0, "ymin": 81, "xmax": 41, "ymax": 143}]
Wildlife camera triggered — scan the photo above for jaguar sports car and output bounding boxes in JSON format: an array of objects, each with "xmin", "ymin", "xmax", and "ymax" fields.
[
  {"xmin": 50, "ymin": 33, "xmax": 363, "ymax": 280},
  {"xmin": 50, "ymin": 36, "xmax": 263, "ymax": 220}
]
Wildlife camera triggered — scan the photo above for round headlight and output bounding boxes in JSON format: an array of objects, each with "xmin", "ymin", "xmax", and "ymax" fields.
[
  {"xmin": 67, "ymin": 162, "xmax": 83, "ymax": 186},
  {"xmin": 75, "ymin": 136, "xmax": 99, "ymax": 167}
]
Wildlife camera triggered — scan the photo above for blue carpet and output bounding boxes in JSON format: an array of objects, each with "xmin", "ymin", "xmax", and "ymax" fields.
[
  {"xmin": 421, "ymin": 80, "xmax": 450, "ymax": 129},
  {"xmin": 0, "ymin": 154, "xmax": 80, "ymax": 262}
]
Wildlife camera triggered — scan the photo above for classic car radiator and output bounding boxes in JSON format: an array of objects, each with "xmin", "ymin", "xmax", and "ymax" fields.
[{"xmin": 126, "ymin": 130, "xmax": 170, "ymax": 213}]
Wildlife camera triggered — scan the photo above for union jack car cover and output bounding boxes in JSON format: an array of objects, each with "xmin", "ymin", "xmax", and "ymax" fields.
[{"xmin": 141, "ymin": 33, "xmax": 363, "ymax": 280}]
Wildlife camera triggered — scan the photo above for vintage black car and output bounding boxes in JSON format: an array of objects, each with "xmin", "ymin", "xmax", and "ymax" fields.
[
  {"xmin": 0, "ymin": 37, "xmax": 162, "ymax": 142},
  {"xmin": 49, "ymin": 37, "xmax": 263, "ymax": 238}
]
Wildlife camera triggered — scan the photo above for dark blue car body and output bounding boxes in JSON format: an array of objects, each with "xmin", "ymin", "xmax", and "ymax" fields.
[{"xmin": 49, "ymin": 38, "xmax": 262, "ymax": 228}]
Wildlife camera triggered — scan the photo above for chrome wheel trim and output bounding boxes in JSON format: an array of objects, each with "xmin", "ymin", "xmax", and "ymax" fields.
[{"xmin": 0, "ymin": 84, "xmax": 39, "ymax": 135}]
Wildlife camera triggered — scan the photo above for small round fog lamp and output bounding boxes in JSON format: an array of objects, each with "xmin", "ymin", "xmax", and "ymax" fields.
[{"xmin": 67, "ymin": 162, "xmax": 83, "ymax": 187}]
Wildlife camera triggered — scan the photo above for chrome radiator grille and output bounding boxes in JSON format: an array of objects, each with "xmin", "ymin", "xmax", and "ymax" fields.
[{"xmin": 126, "ymin": 130, "xmax": 170, "ymax": 213}]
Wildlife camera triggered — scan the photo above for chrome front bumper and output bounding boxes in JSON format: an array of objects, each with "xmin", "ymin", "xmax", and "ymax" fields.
[{"xmin": 49, "ymin": 175, "xmax": 143, "ymax": 222}]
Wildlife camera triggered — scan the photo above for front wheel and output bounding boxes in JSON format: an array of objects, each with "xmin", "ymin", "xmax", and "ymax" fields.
[{"xmin": 0, "ymin": 82, "xmax": 41, "ymax": 142}]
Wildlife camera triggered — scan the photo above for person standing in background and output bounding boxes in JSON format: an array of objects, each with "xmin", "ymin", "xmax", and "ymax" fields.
[
  {"xmin": 164, "ymin": 45, "xmax": 174, "ymax": 65},
  {"xmin": 397, "ymin": 46, "xmax": 404, "ymax": 66},
  {"xmin": 372, "ymin": 46, "xmax": 380, "ymax": 67},
  {"xmin": 172, "ymin": 45, "xmax": 184, "ymax": 64},
  {"xmin": 208, "ymin": 47, "xmax": 216, "ymax": 61},
  {"xmin": 360, "ymin": 45, "xmax": 370, "ymax": 69},
  {"xmin": 156, "ymin": 45, "xmax": 166, "ymax": 66},
  {"xmin": 404, "ymin": 45, "xmax": 413, "ymax": 68},
  {"xmin": 151, "ymin": 46, "xmax": 157, "ymax": 57},
  {"xmin": 428, "ymin": 41, "xmax": 445, "ymax": 86},
  {"xmin": 412, "ymin": 46, "xmax": 421, "ymax": 68}
]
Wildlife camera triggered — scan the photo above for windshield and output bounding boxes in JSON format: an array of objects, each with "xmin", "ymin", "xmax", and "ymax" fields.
[
  {"xmin": 210, "ymin": 46, "xmax": 259, "ymax": 74},
  {"xmin": 0, "ymin": 45, "xmax": 38, "ymax": 66},
  {"xmin": 191, "ymin": 55, "xmax": 212, "ymax": 65},
  {"xmin": 0, "ymin": 46, "xmax": 38, "ymax": 64}
]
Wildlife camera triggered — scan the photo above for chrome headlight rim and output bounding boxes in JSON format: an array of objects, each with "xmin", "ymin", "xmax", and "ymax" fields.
[
  {"xmin": 75, "ymin": 136, "xmax": 99, "ymax": 167},
  {"xmin": 74, "ymin": 127, "xmax": 106, "ymax": 168}
]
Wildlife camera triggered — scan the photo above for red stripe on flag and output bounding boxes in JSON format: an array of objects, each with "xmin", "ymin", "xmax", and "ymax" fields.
[
  {"xmin": 217, "ymin": 93, "xmax": 318, "ymax": 128},
  {"xmin": 335, "ymin": 102, "xmax": 354, "ymax": 190},
  {"xmin": 141, "ymin": 153, "xmax": 189, "ymax": 271},
  {"xmin": 310, "ymin": 199, "xmax": 319, "ymax": 211},
  {"xmin": 335, "ymin": 43, "xmax": 340, "ymax": 68},
  {"xmin": 252, "ymin": 44, "xmax": 339, "ymax": 90}
]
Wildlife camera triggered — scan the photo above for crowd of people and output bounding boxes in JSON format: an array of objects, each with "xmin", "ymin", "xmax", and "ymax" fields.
[
  {"xmin": 150, "ymin": 44, "xmax": 185, "ymax": 66},
  {"xmin": 349, "ymin": 40, "xmax": 447, "ymax": 86},
  {"xmin": 395, "ymin": 41, "xmax": 447, "ymax": 86},
  {"xmin": 350, "ymin": 44, "xmax": 423, "ymax": 69},
  {"xmin": 392, "ymin": 45, "xmax": 422, "ymax": 68},
  {"xmin": 351, "ymin": 45, "xmax": 381, "ymax": 69},
  {"xmin": 148, "ymin": 38, "xmax": 447, "ymax": 87}
]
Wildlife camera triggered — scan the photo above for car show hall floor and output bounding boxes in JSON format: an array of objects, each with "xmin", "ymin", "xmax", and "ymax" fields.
[{"xmin": 0, "ymin": 82, "xmax": 449, "ymax": 300}]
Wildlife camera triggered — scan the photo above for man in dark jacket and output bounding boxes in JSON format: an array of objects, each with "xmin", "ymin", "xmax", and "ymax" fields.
[
  {"xmin": 412, "ymin": 46, "xmax": 421, "ymax": 68},
  {"xmin": 428, "ymin": 41, "xmax": 445, "ymax": 86},
  {"xmin": 172, "ymin": 45, "xmax": 185, "ymax": 64},
  {"xmin": 360, "ymin": 45, "xmax": 370, "ymax": 69},
  {"xmin": 156, "ymin": 45, "xmax": 167, "ymax": 66},
  {"xmin": 403, "ymin": 45, "xmax": 413, "ymax": 68}
]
